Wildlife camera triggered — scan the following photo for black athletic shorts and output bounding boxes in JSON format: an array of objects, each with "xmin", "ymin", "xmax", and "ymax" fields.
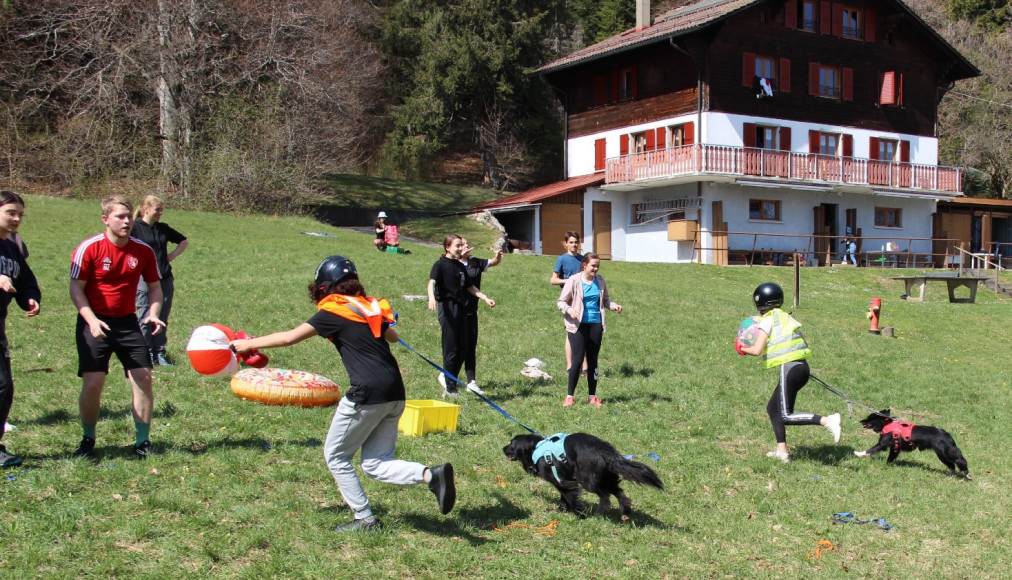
[{"xmin": 76, "ymin": 314, "xmax": 152, "ymax": 377}]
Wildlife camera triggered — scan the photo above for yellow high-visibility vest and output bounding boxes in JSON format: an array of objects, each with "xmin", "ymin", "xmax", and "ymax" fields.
[{"xmin": 762, "ymin": 309, "xmax": 812, "ymax": 368}]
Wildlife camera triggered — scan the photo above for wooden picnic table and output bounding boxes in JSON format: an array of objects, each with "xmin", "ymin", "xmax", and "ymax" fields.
[{"xmin": 891, "ymin": 274, "xmax": 989, "ymax": 303}]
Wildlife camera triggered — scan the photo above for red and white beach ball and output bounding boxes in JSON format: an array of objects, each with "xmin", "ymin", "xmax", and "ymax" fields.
[{"xmin": 186, "ymin": 324, "xmax": 240, "ymax": 377}]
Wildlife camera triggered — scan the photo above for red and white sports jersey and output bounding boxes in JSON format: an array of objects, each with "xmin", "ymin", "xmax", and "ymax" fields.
[{"xmin": 71, "ymin": 233, "xmax": 161, "ymax": 317}]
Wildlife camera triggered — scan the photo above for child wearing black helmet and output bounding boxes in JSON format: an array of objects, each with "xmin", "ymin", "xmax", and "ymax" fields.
[
  {"xmin": 737, "ymin": 282, "xmax": 841, "ymax": 462},
  {"xmin": 231, "ymin": 255, "xmax": 456, "ymax": 532}
]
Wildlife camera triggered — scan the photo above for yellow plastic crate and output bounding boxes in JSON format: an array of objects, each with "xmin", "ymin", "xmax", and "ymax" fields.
[{"xmin": 398, "ymin": 399, "xmax": 460, "ymax": 436}]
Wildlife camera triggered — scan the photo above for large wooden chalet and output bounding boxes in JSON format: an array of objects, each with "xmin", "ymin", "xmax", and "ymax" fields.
[{"xmin": 474, "ymin": 0, "xmax": 979, "ymax": 266}]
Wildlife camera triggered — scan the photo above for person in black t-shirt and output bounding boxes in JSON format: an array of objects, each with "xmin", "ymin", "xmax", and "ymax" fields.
[
  {"xmin": 426, "ymin": 234, "xmax": 495, "ymax": 396},
  {"xmin": 231, "ymin": 255, "xmax": 456, "ymax": 533},
  {"xmin": 458, "ymin": 238, "xmax": 502, "ymax": 393}
]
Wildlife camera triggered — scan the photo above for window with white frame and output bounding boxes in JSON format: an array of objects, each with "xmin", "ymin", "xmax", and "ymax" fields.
[{"xmin": 820, "ymin": 133, "xmax": 840, "ymax": 156}]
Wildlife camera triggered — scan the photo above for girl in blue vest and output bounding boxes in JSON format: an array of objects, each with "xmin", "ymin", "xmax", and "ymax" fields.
[{"xmin": 737, "ymin": 282, "xmax": 841, "ymax": 462}]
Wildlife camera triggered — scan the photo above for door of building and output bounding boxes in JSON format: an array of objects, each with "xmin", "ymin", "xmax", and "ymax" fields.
[{"xmin": 592, "ymin": 201, "xmax": 612, "ymax": 259}]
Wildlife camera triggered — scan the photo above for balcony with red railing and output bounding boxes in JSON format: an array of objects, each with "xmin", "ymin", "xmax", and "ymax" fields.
[{"xmin": 605, "ymin": 144, "xmax": 962, "ymax": 194}]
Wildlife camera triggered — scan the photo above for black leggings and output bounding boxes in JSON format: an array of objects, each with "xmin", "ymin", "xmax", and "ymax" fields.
[
  {"xmin": 463, "ymin": 310, "xmax": 478, "ymax": 383},
  {"xmin": 567, "ymin": 323, "xmax": 603, "ymax": 397},
  {"xmin": 437, "ymin": 301, "xmax": 469, "ymax": 382},
  {"xmin": 0, "ymin": 336, "xmax": 12, "ymax": 443},
  {"xmin": 766, "ymin": 359, "xmax": 821, "ymax": 444}
]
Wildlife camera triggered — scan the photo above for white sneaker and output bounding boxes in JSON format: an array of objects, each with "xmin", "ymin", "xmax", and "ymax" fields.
[
  {"xmin": 766, "ymin": 449, "xmax": 790, "ymax": 463},
  {"xmin": 824, "ymin": 413, "xmax": 842, "ymax": 443},
  {"xmin": 465, "ymin": 381, "xmax": 484, "ymax": 395},
  {"xmin": 3, "ymin": 422, "xmax": 14, "ymax": 432},
  {"xmin": 437, "ymin": 372, "xmax": 447, "ymax": 389}
]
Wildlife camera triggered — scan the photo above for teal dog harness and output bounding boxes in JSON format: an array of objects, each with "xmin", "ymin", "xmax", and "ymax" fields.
[{"xmin": 532, "ymin": 433, "xmax": 569, "ymax": 483}]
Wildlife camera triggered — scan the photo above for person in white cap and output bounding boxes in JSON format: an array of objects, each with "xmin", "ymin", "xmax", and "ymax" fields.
[{"xmin": 373, "ymin": 212, "xmax": 388, "ymax": 251}]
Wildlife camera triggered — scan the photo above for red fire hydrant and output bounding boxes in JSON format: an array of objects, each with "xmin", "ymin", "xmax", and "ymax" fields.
[{"xmin": 867, "ymin": 298, "xmax": 881, "ymax": 334}]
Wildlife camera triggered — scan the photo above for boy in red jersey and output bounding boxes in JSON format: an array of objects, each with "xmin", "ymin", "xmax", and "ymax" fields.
[{"xmin": 70, "ymin": 195, "xmax": 164, "ymax": 459}]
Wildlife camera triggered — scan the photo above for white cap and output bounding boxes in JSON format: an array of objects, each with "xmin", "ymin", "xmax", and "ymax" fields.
[{"xmin": 377, "ymin": 211, "xmax": 388, "ymax": 218}]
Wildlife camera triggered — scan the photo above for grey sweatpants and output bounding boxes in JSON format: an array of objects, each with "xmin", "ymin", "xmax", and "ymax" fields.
[{"xmin": 324, "ymin": 397, "xmax": 427, "ymax": 520}]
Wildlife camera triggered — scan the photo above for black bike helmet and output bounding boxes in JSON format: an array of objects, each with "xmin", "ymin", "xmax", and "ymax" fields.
[
  {"xmin": 753, "ymin": 282, "xmax": 784, "ymax": 312},
  {"xmin": 314, "ymin": 255, "xmax": 357, "ymax": 291}
]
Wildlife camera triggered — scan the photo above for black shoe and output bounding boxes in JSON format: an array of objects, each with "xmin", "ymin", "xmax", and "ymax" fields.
[
  {"xmin": 428, "ymin": 463, "xmax": 456, "ymax": 515},
  {"xmin": 155, "ymin": 353, "xmax": 173, "ymax": 367},
  {"xmin": 0, "ymin": 445, "xmax": 23, "ymax": 468},
  {"xmin": 133, "ymin": 440, "xmax": 152, "ymax": 460},
  {"xmin": 333, "ymin": 518, "xmax": 381, "ymax": 533},
  {"xmin": 74, "ymin": 436, "xmax": 97, "ymax": 459}
]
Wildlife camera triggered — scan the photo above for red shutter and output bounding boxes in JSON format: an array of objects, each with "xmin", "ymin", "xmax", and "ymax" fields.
[
  {"xmin": 869, "ymin": 137, "xmax": 880, "ymax": 160},
  {"xmin": 619, "ymin": 134, "xmax": 629, "ymax": 156},
  {"xmin": 684, "ymin": 122, "xmax": 695, "ymax": 145},
  {"xmin": 831, "ymin": 3, "xmax": 842, "ymax": 36},
  {"xmin": 611, "ymin": 70, "xmax": 619, "ymax": 103},
  {"xmin": 779, "ymin": 127, "xmax": 792, "ymax": 151},
  {"xmin": 842, "ymin": 67, "xmax": 854, "ymax": 100},
  {"xmin": 820, "ymin": 1, "xmax": 832, "ymax": 35},
  {"xmin": 629, "ymin": 68, "xmax": 638, "ymax": 99},
  {"xmin": 655, "ymin": 127, "xmax": 666, "ymax": 150},
  {"xmin": 809, "ymin": 62, "xmax": 820, "ymax": 95},
  {"xmin": 864, "ymin": 9, "xmax": 876, "ymax": 42},
  {"xmin": 880, "ymin": 71, "xmax": 895, "ymax": 105},
  {"xmin": 743, "ymin": 53, "xmax": 756, "ymax": 87},
  {"xmin": 842, "ymin": 134, "xmax": 853, "ymax": 157},
  {"xmin": 809, "ymin": 130, "xmax": 821, "ymax": 153},
  {"xmin": 899, "ymin": 140, "xmax": 910, "ymax": 163},
  {"xmin": 593, "ymin": 74, "xmax": 607, "ymax": 107},
  {"xmin": 743, "ymin": 123, "xmax": 757, "ymax": 148},
  {"xmin": 897, "ymin": 73, "xmax": 904, "ymax": 105},
  {"xmin": 594, "ymin": 138, "xmax": 606, "ymax": 171},
  {"xmin": 645, "ymin": 129, "xmax": 655, "ymax": 151},
  {"xmin": 785, "ymin": 0, "xmax": 797, "ymax": 29},
  {"xmin": 779, "ymin": 58, "xmax": 791, "ymax": 93}
]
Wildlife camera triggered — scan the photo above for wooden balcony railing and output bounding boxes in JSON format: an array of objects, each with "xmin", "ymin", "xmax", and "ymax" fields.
[{"xmin": 605, "ymin": 145, "xmax": 962, "ymax": 193}]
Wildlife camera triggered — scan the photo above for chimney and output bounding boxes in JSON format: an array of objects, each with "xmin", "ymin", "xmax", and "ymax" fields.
[{"xmin": 636, "ymin": 0, "xmax": 650, "ymax": 30}]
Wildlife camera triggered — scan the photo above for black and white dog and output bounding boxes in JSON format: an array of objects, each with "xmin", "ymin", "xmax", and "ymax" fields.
[
  {"xmin": 502, "ymin": 432, "xmax": 663, "ymax": 520},
  {"xmin": 854, "ymin": 409, "xmax": 970, "ymax": 479}
]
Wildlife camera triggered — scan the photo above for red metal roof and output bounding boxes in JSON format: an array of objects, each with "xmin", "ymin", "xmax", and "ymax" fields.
[{"xmin": 471, "ymin": 173, "xmax": 605, "ymax": 211}]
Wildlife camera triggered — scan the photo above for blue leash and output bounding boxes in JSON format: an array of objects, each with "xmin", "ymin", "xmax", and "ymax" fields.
[
  {"xmin": 397, "ymin": 338, "xmax": 539, "ymax": 435},
  {"xmin": 832, "ymin": 512, "xmax": 893, "ymax": 531}
]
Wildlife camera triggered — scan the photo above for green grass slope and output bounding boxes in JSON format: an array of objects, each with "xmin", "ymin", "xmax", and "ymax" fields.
[{"xmin": 2, "ymin": 195, "xmax": 1010, "ymax": 578}]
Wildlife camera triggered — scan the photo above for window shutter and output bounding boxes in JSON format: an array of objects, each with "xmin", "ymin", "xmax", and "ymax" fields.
[
  {"xmin": 869, "ymin": 137, "xmax": 880, "ymax": 160},
  {"xmin": 620, "ymin": 134, "xmax": 629, "ymax": 156},
  {"xmin": 594, "ymin": 139, "xmax": 606, "ymax": 171},
  {"xmin": 743, "ymin": 53, "xmax": 756, "ymax": 87},
  {"xmin": 684, "ymin": 122, "xmax": 695, "ymax": 145},
  {"xmin": 842, "ymin": 67, "xmax": 854, "ymax": 100},
  {"xmin": 820, "ymin": 1, "xmax": 832, "ymax": 34},
  {"xmin": 593, "ymin": 74, "xmax": 607, "ymax": 107},
  {"xmin": 880, "ymin": 71, "xmax": 895, "ymax": 105},
  {"xmin": 899, "ymin": 140, "xmax": 910, "ymax": 163},
  {"xmin": 809, "ymin": 130, "xmax": 821, "ymax": 153},
  {"xmin": 655, "ymin": 127, "xmax": 666, "ymax": 149},
  {"xmin": 779, "ymin": 127, "xmax": 792, "ymax": 151},
  {"xmin": 842, "ymin": 134, "xmax": 853, "ymax": 157},
  {"xmin": 864, "ymin": 9, "xmax": 876, "ymax": 42},
  {"xmin": 809, "ymin": 62, "xmax": 820, "ymax": 95},
  {"xmin": 779, "ymin": 58, "xmax": 791, "ymax": 93},
  {"xmin": 831, "ymin": 3, "xmax": 842, "ymax": 36},
  {"xmin": 896, "ymin": 73, "xmax": 904, "ymax": 106},
  {"xmin": 743, "ymin": 123, "xmax": 757, "ymax": 148},
  {"xmin": 645, "ymin": 129, "xmax": 655, "ymax": 151},
  {"xmin": 785, "ymin": 0, "xmax": 797, "ymax": 29}
]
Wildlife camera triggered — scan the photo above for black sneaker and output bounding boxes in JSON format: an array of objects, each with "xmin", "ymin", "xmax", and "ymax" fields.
[
  {"xmin": 333, "ymin": 518, "xmax": 381, "ymax": 533},
  {"xmin": 74, "ymin": 436, "xmax": 97, "ymax": 459},
  {"xmin": 428, "ymin": 463, "xmax": 456, "ymax": 515},
  {"xmin": 0, "ymin": 445, "xmax": 23, "ymax": 468},
  {"xmin": 154, "ymin": 353, "xmax": 174, "ymax": 367},
  {"xmin": 133, "ymin": 440, "xmax": 152, "ymax": 460}
]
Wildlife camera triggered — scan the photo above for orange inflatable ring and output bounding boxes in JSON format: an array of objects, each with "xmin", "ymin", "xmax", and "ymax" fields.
[{"xmin": 230, "ymin": 368, "xmax": 341, "ymax": 407}]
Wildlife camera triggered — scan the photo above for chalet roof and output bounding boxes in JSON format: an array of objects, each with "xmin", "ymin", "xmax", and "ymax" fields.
[
  {"xmin": 534, "ymin": 0, "xmax": 979, "ymax": 78},
  {"xmin": 939, "ymin": 197, "xmax": 1012, "ymax": 209},
  {"xmin": 471, "ymin": 172, "xmax": 605, "ymax": 211}
]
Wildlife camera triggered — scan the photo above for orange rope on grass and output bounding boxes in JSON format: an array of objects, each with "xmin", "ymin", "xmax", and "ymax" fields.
[{"xmin": 807, "ymin": 539, "xmax": 835, "ymax": 560}]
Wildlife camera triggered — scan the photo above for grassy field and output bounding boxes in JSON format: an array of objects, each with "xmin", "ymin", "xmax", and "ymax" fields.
[{"xmin": 2, "ymin": 195, "xmax": 1010, "ymax": 578}]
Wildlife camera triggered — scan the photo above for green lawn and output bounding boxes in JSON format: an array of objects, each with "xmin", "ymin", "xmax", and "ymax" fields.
[{"xmin": 2, "ymin": 195, "xmax": 1010, "ymax": 578}]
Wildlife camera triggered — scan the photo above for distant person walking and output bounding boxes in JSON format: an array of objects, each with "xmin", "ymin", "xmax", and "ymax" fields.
[
  {"xmin": 459, "ymin": 238, "xmax": 502, "ymax": 393},
  {"xmin": 427, "ymin": 234, "xmax": 494, "ymax": 396},
  {"xmin": 550, "ymin": 231, "xmax": 586, "ymax": 376},
  {"xmin": 556, "ymin": 253, "xmax": 622, "ymax": 408},
  {"xmin": 0, "ymin": 191, "xmax": 41, "ymax": 468},
  {"xmin": 71, "ymin": 195, "xmax": 163, "ymax": 460},
  {"xmin": 132, "ymin": 195, "xmax": 188, "ymax": 366}
]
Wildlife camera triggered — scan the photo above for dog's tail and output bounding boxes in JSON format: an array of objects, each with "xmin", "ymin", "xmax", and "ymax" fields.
[{"xmin": 612, "ymin": 458, "xmax": 664, "ymax": 490}]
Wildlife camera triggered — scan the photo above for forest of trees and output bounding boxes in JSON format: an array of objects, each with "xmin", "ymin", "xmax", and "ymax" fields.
[{"xmin": 0, "ymin": 0, "xmax": 1009, "ymax": 213}]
